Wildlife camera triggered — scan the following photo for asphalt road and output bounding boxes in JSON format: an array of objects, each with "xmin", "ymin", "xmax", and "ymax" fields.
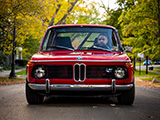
[{"xmin": 0, "ymin": 84, "xmax": 160, "ymax": 120}]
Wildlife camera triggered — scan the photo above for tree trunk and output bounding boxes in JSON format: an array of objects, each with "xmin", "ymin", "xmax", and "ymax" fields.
[
  {"xmin": 146, "ymin": 56, "xmax": 148, "ymax": 74},
  {"xmin": 49, "ymin": 4, "xmax": 61, "ymax": 27},
  {"xmin": 9, "ymin": 25, "xmax": 17, "ymax": 78},
  {"xmin": 157, "ymin": 0, "xmax": 160, "ymax": 43}
]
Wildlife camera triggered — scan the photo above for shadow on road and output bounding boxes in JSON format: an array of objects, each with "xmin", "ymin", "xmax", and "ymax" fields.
[
  {"xmin": 44, "ymin": 96, "xmax": 116, "ymax": 105},
  {"xmin": 26, "ymin": 96, "xmax": 133, "ymax": 108}
]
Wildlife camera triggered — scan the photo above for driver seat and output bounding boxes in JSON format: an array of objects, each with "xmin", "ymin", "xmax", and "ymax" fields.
[{"xmin": 54, "ymin": 37, "xmax": 74, "ymax": 49}]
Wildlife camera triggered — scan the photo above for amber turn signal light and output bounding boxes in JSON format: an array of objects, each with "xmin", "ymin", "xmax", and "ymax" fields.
[
  {"xmin": 126, "ymin": 62, "xmax": 133, "ymax": 67},
  {"xmin": 27, "ymin": 62, "xmax": 34, "ymax": 66}
]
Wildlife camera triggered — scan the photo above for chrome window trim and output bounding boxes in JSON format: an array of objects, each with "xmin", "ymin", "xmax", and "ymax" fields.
[{"xmin": 113, "ymin": 31, "xmax": 119, "ymax": 51}]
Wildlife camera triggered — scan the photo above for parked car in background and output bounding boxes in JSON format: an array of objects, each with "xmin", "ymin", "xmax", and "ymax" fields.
[
  {"xmin": 143, "ymin": 60, "xmax": 152, "ymax": 65},
  {"xmin": 155, "ymin": 60, "xmax": 160, "ymax": 65},
  {"xmin": 26, "ymin": 24, "xmax": 135, "ymax": 105}
]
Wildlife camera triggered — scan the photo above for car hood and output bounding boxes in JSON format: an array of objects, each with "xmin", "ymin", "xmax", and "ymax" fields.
[{"xmin": 30, "ymin": 51, "xmax": 130, "ymax": 62}]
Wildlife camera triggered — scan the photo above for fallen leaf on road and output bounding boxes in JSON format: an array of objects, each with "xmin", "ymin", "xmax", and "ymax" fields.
[
  {"xmin": 110, "ymin": 104, "xmax": 116, "ymax": 107},
  {"xmin": 93, "ymin": 106, "xmax": 97, "ymax": 108}
]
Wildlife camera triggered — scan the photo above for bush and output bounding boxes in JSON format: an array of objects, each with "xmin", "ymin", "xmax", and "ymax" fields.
[
  {"xmin": 0, "ymin": 66, "xmax": 3, "ymax": 71},
  {"xmin": 15, "ymin": 60, "xmax": 28, "ymax": 66},
  {"xmin": 0, "ymin": 53, "xmax": 7, "ymax": 66}
]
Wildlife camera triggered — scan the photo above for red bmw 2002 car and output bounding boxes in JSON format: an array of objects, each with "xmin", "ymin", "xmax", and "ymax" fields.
[{"xmin": 26, "ymin": 24, "xmax": 134, "ymax": 105}]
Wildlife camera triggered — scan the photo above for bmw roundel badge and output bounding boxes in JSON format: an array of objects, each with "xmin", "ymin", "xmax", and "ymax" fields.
[{"xmin": 77, "ymin": 56, "xmax": 82, "ymax": 60}]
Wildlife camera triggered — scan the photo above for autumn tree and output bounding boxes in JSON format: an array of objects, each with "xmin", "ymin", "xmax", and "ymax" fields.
[
  {"xmin": 0, "ymin": 0, "xmax": 84, "ymax": 59},
  {"xmin": 22, "ymin": 0, "xmax": 103, "ymax": 60},
  {"xmin": 118, "ymin": 0, "xmax": 160, "ymax": 58},
  {"xmin": 118, "ymin": 0, "xmax": 160, "ymax": 73},
  {"xmin": 0, "ymin": 0, "xmax": 43, "ymax": 54},
  {"xmin": 40, "ymin": 0, "xmax": 83, "ymax": 26},
  {"xmin": 1, "ymin": 0, "xmax": 105, "ymax": 61},
  {"xmin": 73, "ymin": 1, "xmax": 101, "ymax": 24}
]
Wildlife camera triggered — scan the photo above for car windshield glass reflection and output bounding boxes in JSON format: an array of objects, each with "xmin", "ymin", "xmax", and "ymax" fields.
[{"xmin": 41, "ymin": 27, "xmax": 121, "ymax": 52}]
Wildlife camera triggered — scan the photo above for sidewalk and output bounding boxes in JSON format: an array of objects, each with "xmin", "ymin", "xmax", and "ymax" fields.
[
  {"xmin": 149, "ymin": 70, "xmax": 160, "ymax": 74},
  {"xmin": 0, "ymin": 68, "xmax": 26, "ymax": 78}
]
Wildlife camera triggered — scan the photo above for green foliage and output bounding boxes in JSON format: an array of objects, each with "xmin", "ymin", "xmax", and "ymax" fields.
[
  {"xmin": 0, "ymin": 0, "xmax": 102, "ymax": 58},
  {"xmin": 1, "ymin": 0, "xmax": 159, "ymax": 62},
  {"xmin": 0, "ymin": 52, "xmax": 7, "ymax": 66},
  {"xmin": 68, "ymin": 1, "xmax": 101, "ymax": 24},
  {"xmin": 22, "ymin": 36, "xmax": 40, "ymax": 61},
  {"xmin": 118, "ymin": 0, "xmax": 160, "ymax": 60},
  {"xmin": 0, "ymin": 0, "xmax": 43, "ymax": 54}
]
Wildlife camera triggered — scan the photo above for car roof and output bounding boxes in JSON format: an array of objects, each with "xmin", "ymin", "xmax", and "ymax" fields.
[{"xmin": 47, "ymin": 24, "xmax": 117, "ymax": 31}]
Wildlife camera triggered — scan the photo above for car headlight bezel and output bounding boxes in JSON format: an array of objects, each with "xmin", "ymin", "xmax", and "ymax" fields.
[
  {"xmin": 32, "ymin": 65, "xmax": 47, "ymax": 79},
  {"xmin": 113, "ymin": 66, "xmax": 128, "ymax": 79}
]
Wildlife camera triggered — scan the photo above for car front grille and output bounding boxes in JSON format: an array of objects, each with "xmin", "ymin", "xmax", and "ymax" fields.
[
  {"xmin": 32, "ymin": 64, "xmax": 128, "ymax": 80},
  {"xmin": 32, "ymin": 65, "xmax": 73, "ymax": 79},
  {"xmin": 86, "ymin": 65, "xmax": 114, "ymax": 79},
  {"xmin": 47, "ymin": 65, "xmax": 73, "ymax": 79}
]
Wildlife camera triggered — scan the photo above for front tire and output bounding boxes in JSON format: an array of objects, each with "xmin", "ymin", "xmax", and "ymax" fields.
[
  {"xmin": 26, "ymin": 81, "xmax": 44, "ymax": 104},
  {"xmin": 117, "ymin": 84, "xmax": 135, "ymax": 105}
]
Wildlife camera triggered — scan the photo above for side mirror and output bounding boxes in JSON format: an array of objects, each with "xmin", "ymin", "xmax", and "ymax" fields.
[{"xmin": 125, "ymin": 46, "xmax": 133, "ymax": 53}]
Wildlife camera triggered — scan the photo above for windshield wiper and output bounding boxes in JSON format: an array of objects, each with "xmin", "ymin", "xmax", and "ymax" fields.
[
  {"xmin": 92, "ymin": 45, "xmax": 112, "ymax": 52},
  {"xmin": 48, "ymin": 45, "xmax": 74, "ymax": 51}
]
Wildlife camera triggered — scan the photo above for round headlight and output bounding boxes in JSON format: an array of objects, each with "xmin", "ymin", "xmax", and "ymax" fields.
[
  {"xmin": 114, "ymin": 67, "xmax": 126, "ymax": 79},
  {"xmin": 35, "ymin": 67, "xmax": 46, "ymax": 78}
]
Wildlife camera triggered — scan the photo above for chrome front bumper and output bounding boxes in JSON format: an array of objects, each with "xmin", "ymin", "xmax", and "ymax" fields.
[{"xmin": 28, "ymin": 79, "xmax": 133, "ymax": 93}]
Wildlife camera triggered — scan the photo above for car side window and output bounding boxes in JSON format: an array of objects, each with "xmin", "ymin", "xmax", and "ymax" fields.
[
  {"xmin": 112, "ymin": 31, "xmax": 120, "ymax": 51},
  {"xmin": 42, "ymin": 30, "xmax": 55, "ymax": 51}
]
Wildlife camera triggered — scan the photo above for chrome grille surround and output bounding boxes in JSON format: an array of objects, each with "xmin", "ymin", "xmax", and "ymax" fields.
[{"xmin": 74, "ymin": 63, "xmax": 86, "ymax": 82}]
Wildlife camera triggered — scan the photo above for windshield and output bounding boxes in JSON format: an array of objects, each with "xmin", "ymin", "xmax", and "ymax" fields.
[{"xmin": 41, "ymin": 27, "xmax": 121, "ymax": 52}]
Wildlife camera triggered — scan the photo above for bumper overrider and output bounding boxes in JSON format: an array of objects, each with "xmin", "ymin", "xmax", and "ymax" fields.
[{"xmin": 28, "ymin": 79, "xmax": 133, "ymax": 94}]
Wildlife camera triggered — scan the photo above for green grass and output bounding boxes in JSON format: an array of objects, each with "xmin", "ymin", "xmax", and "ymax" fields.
[
  {"xmin": 16, "ymin": 70, "xmax": 26, "ymax": 75},
  {"xmin": 134, "ymin": 70, "xmax": 159, "ymax": 77},
  {"xmin": 152, "ymin": 67, "xmax": 160, "ymax": 72},
  {"xmin": 135, "ymin": 62, "xmax": 143, "ymax": 66},
  {"xmin": 135, "ymin": 70, "xmax": 160, "ymax": 81}
]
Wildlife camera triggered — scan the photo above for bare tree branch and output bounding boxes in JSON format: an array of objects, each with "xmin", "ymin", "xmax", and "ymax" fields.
[
  {"xmin": 55, "ymin": 0, "xmax": 78, "ymax": 25},
  {"xmin": 49, "ymin": 4, "xmax": 61, "ymax": 26}
]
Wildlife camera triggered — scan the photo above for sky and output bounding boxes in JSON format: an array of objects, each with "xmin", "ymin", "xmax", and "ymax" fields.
[
  {"xmin": 88, "ymin": 0, "xmax": 119, "ymax": 10},
  {"xmin": 86, "ymin": 0, "xmax": 119, "ymax": 17},
  {"xmin": 100, "ymin": 0, "xmax": 119, "ymax": 9}
]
